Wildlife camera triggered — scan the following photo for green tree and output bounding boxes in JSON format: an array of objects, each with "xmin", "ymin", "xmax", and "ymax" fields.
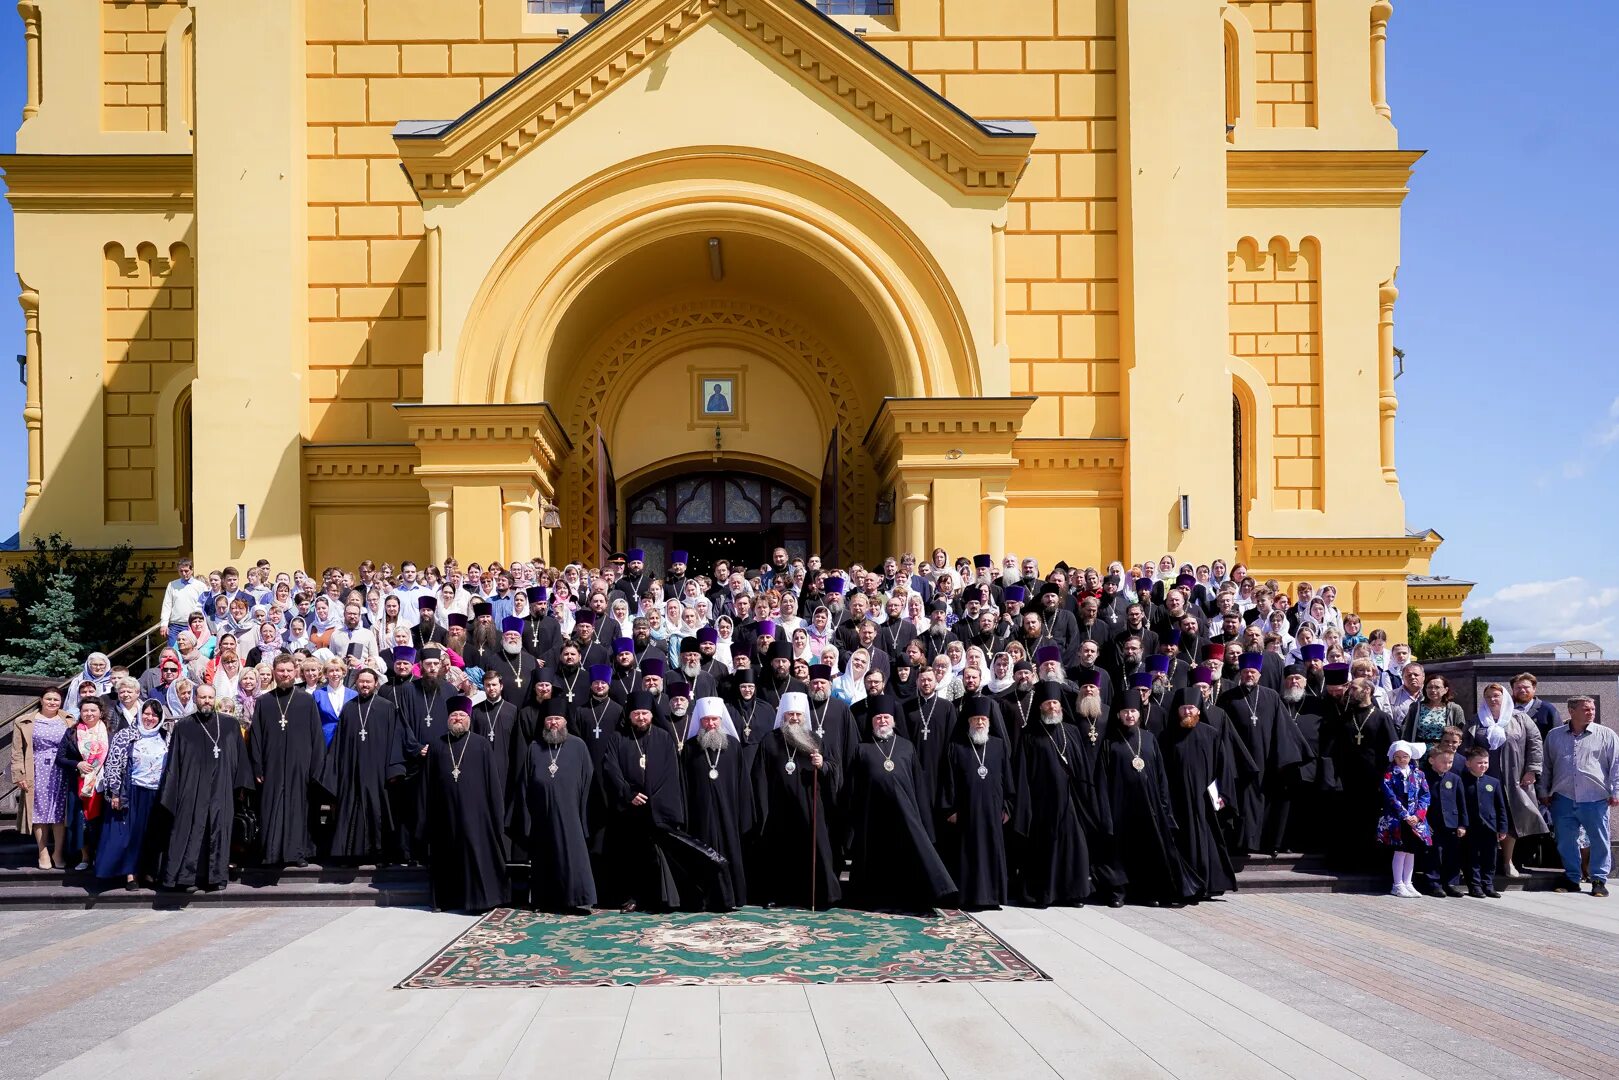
[
  {"xmin": 1405, "ymin": 606, "xmax": 1423, "ymax": 646},
  {"xmin": 4, "ymin": 569, "xmax": 84, "ymax": 675},
  {"xmin": 1415, "ymin": 622, "xmax": 1461, "ymax": 662},
  {"xmin": 1456, "ymin": 617, "xmax": 1494, "ymax": 657},
  {"xmin": 0, "ymin": 533, "xmax": 158, "ymax": 657}
]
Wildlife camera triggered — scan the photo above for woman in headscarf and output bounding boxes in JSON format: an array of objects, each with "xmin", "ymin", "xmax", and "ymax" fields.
[
  {"xmin": 165, "ymin": 677, "xmax": 196, "ymax": 721},
  {"xmin": 1462, "ymin": 682, "xmax": 1548, "ymax": 877},
  {"xmin": 95, "ymin": 698, "xmax": 170, "ymax": 890},
  {"xmin": 789, "ymin": 627, "xmax": 816, "ymax": 666},
  {"xmin": 306, "ymin": 594, "xmax": 337, "ymax": 648},
  {"xmin": 776, "ymin": 591, "xmax": 804, "ymax": 638},
  {"xmin": 806, "ymin": 606, "xmax": 833, "ymax": 653},
  {"xmin": 1266, "ymin": 608, "xmax": 1294, "ymax": 655},
  {"xmin": 833, "ymin": 649, "xmax": 870, "ymax": 707},
  {"xmin": 233, "ymin": 666, "xmax": 264, "ymax": 729},
  {"xmin": 712, "ymin": 614, "xmax": 736, "ymax": 671},
  {"xmin": 55, "ymin": 697, "xmax": 111, "ymax": 872},
  {"xmin": 985, "ymin": 651, "xmax": 1015, "ymax": 695},
  {"xmin": 283, "ymin": 615, "xmax": 312, "ymax": 654},
  {"xmin": 362, "ymin": 588, "xmax": 386, "ymax": 631},
  {"xmin": 1096, "ymin": 697, "xmax": 1194, "ymax": 906},
  {"xmin": 64, "ymin": 652, "xmax": 114, "ymax": 717},
  {"xmin": 205, "ymin": 632, "xmax": 245, "ymax": 702},
  {"xmin": 13, "ymin": 688, "xmax": 69, "ymax": 868},
  {"xmin": 245, "ymin": 620, "xmax": 284, "ymax": 667}
]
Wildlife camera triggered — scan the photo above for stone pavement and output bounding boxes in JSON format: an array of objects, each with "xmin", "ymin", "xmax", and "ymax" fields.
[{"xmin": 0, "ymin": 890, "xmax": 1611, "ymax": 1079}]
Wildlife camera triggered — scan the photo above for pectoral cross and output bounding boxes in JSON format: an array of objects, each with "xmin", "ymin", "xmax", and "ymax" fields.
[
  {"xmin": 451, "ymin": 767, "xmax": 461, "ymax": 782},
  {"xmin": 359, "ymin": 729, "xmax": 367, "ymax": 742},
  {"xmin": 212, "ymin": 746, "xmax": 220, "ymax": 760},
  {"xmin": 279, "ymin": 718, "xmax": 288, "ymax": 731},
  {"xmin": 1354, "ymin": 732, "xmax": 1364, "ymax": 745}
]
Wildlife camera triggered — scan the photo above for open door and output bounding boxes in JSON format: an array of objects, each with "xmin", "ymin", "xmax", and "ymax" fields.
[
  {"xmin": 594, "ymin": 427, "xmax": 617, "ymax": 566},
  {"xmin": 819, "ymin": 429, "xmax": 839, "ymax": 567}
]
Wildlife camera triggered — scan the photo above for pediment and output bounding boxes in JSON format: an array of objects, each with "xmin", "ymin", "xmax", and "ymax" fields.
[{"xmin": 392, "ymin": 0, "xmax": 1035, "ymax": 199}]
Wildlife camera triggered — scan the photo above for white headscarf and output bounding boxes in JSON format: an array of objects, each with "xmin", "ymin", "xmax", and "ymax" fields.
[
  {"xmin": 1475, "ymin": 698, "xmax": 1511, "ymax": 750},
  {"xmin": 685, "ymin": 696, "xmax": 739, "ymax": 741},
  {"xmin": 1388, "ymin": 739, "xmax": 1425, "ymax": 764},
  {"xmin": 773, "ymin": 691, "xmax": 810, "ymax": 729}
]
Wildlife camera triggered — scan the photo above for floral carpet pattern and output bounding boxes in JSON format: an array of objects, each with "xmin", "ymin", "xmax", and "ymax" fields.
[{"xmin": 398, "ymin": 907, "xmax": 1048, "ymax": 987}]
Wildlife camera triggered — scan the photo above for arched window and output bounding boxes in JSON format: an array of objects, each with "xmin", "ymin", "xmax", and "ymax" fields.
[
  {"xmin": 1232, "ymin": 394, "xmax": 1244, "ymax": 540},
  {"xmin": 1224, "ymin": 20, "xmax": 1241, "ymax": 141}
]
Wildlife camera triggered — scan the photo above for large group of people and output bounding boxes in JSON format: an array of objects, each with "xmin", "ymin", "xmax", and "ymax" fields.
[{"xmin": 11, "ymin": 545, "xmax": 1617, "ymax": 912}]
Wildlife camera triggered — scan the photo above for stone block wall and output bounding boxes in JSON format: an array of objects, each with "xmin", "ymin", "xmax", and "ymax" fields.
[
  {"xmin": 1230, "ymin": 0, "xmax": 1316, "ymax": 127},
  {"xmin": 101, "ymin": 0, "xmax": 187, "ymax": 132},
  {"xmin": 1229, "ymin": 235, "xmax": 1322, "ymax": 510},
  {"xmin": 103, "ymin": 241, "xmax": 194, "ymax": 523}
]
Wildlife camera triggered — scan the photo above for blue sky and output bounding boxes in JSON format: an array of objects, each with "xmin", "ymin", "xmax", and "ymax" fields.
[{"xmin": 0, "ymin": 4, "xmax": 1614, "ymax": 652}]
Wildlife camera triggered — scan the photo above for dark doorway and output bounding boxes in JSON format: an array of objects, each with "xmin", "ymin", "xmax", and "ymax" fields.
[{"xmin": 625, "ymin": 471, "xmax": 812, "ymax": 580}]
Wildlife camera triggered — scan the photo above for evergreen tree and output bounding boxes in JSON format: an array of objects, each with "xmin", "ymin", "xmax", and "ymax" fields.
[
  {"xmin": 1414, "ymin": 622, "xmax": 1460, "ymax": 662},
  {"xmin": 1405, "ymin": 606, "xmax": 1423, "ymax": 647},
  {"xmin": 4, "ymin": 569, "xmax": 85, "ymax": 676}
]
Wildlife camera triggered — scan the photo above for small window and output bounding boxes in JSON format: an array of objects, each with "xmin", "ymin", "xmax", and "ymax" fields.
[
  {"xmin": 527, "ymin": 0, "xmax": 604, "ymax": 13},
  {"xmin": 816, "ymin": 0, "xmax": 895, "ymax": 15}
]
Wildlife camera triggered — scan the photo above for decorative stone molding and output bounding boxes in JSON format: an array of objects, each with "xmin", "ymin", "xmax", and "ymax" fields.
[
  {"xmin": 1226, "ymin": 150, "xmax": 1423, "ymax": 208},
  {"xmin": 18, "ymin": 2, "xmax": 40, "ymax": 121},
  {"xmin": 569, "ymin": 299, "xmax": 865, "ymax": 562},
  {"xmin": 302, "ymin": 443, "xmax": 420, "ymax": 480},
  {"xmin": 392, "ymin": 0, "xmax": 1033, "ymax": 200},
  {"xmin": 17, "ymin": 276, "xmax": 41, "ymax": 509},
  {"xmin": 0, "ymin": 154, "xmax": 194, "ymax": 210},
  {"xmin": 1370, "ymin": 2, "xmax": 1395, "ymax": 121},
  {"xmin": 1012, "ymin": 438, "xmax": 1127, "ymax": 473},
  {"xmin": 1377, "ymin": 271, "xmax": 1399, "ymax": 483}
]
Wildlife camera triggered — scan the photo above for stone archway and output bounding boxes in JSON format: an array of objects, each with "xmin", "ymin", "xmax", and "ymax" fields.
[{"xmin": 562, "ymin": 299, "xmax": 871, "ymax": 564}]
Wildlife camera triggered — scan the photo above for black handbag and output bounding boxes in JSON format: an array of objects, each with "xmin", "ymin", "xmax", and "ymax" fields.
[{"xmin": 232, "ymin": 803, "xmax": 260, "ymax": 847}]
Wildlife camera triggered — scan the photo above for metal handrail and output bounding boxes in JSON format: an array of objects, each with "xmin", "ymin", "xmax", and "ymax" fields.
[{"xmin": 104, "ymin": 621, "xmax": 167, "ymax": 678}]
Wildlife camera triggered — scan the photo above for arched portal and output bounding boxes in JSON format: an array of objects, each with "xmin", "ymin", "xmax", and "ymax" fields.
[{"xmin": 624, "ymin": 468, "xmax": 814, "ymax": 575}]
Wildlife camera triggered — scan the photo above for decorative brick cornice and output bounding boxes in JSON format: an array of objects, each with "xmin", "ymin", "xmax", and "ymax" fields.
[
  {"xmin": 1245, "ymin": 535, "xmax": 1433, "ymax": 562},
  {"xmin": 393, "ymin": 0, "xmax": 1033, "ymax": 200},
  {"xmin": 303, "ymin": 443, "xmax": 419, "ymax": 480},
  {"xmin": 0, "ymin": 154, "xmax": 193, "ymax": 211},
  {"xmin": 1226, "ymin": 150, "xmax": 1423, "ymax": 208},
  {"xmin": 1013, "ymin": 438, "xmax": 1126, "ymax": 472}
]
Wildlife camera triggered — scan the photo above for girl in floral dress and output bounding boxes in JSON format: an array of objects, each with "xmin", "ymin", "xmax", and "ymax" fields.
[
  {"xmin": 25, "ymin": 690, "xmax": 70, "ymax": 868},
  {"xmin": 1377, "ymin": 739, "xmax": 1433, "ymax": 898}
]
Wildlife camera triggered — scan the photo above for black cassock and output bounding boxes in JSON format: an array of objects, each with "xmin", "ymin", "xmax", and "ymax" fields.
[
  {"xmin": 598, "ymin": 723, "xmax": 685, "ymax": 910},
  {"xmin": 471, "ymin": 698, "xmax": 522, "ymax": 858},
  {"xmin": 750, "ymin": 729, "xmax": 843, "ymax": 908},
  {"xmin": 1159, "ymin": 721, "xmax": 1237, "ymax": 899},
  {"xmin": 1278, "ymin": 697, "xmax": 1325, "ymax": 853},
  {"xmin": 423, "ymin": 729, "xmax": 510, "ymax": 912},
  {"xmin": 846, "ymin": 737, "xmax": 958, "ymax": 912},
  {"xmin": 380, "ymin": 675, "xmax": 428, "ymax": 863},
  {"xmin": 155, "ymin": 711, "xmax": 255, "ymax": 888},
  {"xmin": 1318, "ymin": 702, "xmax": 1397, "ymax": 866},
  {"xmin": 679, "ymin": 736, "xmax": 752, "ymax": 909},
  {"xmin": 247, "ymin": 686, "xmax": 325, "ymax": 865},
  {"xmin": 509, "ymin": 735, "xmax": 596, "ymax": 912},
  {"xmin": 1098, "ymin": 727, "xmax": 1195, "ymax": 905},
  {"xmin": 319, "ymin": 694, "xmax": 406, "ymax": 861},
  {"xmin": 936, "ymin": 734, "xmax": 1014, "ymax": 910},
  {"xmin": 1010, "ymin": 721, "xmax": 1095, "ymax": 906},
  {"xmin": 902, "ymin": 694, "xmax": 957, "ymax": 821},
  {"xmin": 1218, "ymin": 683, "xmax": 1295, "ymax": 854}
]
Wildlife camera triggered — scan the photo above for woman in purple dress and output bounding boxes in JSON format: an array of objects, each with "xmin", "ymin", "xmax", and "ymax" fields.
[{"xmin": 13, "ymin": 689, "xmax": 69, "ymax": 869}]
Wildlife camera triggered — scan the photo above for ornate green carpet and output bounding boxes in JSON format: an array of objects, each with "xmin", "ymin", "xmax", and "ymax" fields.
[{"xmin": 398, "ymin": 907, "xmax": 1048, "ymax": 987}]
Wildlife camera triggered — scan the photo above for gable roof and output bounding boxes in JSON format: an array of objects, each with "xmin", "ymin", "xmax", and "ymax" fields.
[{"xmin": 392, "ymin": 0, "xmax": 1036, "ymax": 199}]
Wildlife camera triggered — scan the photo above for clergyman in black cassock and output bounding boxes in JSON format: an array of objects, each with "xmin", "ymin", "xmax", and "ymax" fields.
[
  {"xmin": 750, "ymin": 691, "xmax": 843, "ymax": 908},
  {"xmin": 320, "ymin": 670, "xmax": 406, "ymax": 863},
  {"xmin": 155, "ymin": 691, "xmax": 255, "ymax": 891},
  {"xmin": 1318, "ymin": 667, "xmax": 1398, "ymax": 868},
  {"xmin": 1097, "ymin": 699, "xmax": 1195, "ymax": 907},
  {"xmin": 509, "ymin": 708, "xmax": 596, "ymax": 914},
  {"xmin": 423, "ymin": 697, "xmax": 510, "ymax": 913},
  {"xmin": 680, "ymin": 697, "xmax": 752, "ymax": 909},
  {"xmin": 598, "ymin": 691, "xmax": 684, "ymax": 911},
  {"xmin": 1010, "ymin": 682, "xmax": 1095, "ymax": 907},
  {"xmin": 248, "ymin": 661, "xmax": 326, "ymax": 866},
  {"xmin": 379, "ymin": 648, "xmax": 427, "ymax": 863},
  {"xmin": 1160, "ymin": 690, "xmax": 1238, "ymax": 900},
  {"xmin": 1217, "ymin": 653, "xmax": 1294, "ymax": 855},
  {"xmin": 845, "ymin": 696, "xmax": 958, "ymax": 912},
  {"xmin": 936, "ymin": 703, "xmax": 1015, "ymax": 910},
  {"xmin": 471, "ymin": 672, "xmax": 522, "ymax": 858}
]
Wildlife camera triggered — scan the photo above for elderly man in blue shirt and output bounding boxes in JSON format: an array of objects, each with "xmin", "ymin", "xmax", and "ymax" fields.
[{"xmin": 1538, "ymin": 695, "xmax": 1619, "ymax": 897}]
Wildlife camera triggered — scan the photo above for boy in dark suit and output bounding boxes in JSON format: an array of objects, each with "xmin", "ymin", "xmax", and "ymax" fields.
[
  {"xmin": 1460, "ymin": 745, "xmax": 1509, "ymax": 898},
  {"xmin": 1419, "ymin": 745, "xmax": 1467, "ymax": 897}
]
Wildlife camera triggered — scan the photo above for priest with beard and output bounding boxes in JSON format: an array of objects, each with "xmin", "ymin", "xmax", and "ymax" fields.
[
  {"xmin": 472, "ymin": 670, "xmax": 523, "ymax": 870},
  {"xmin": 680, "ymin": 697, "xmax": 751, "ymax": 910},
  {"xmin": 410, "ymin": 596, "xmax": 448, "ymax": 650},
  {"xmin": 522, "ymin": 586, "xmax": 562, "ymax": 662},
  {"xmin": 509, "ymin": 704, "xmax": 596, "ymax": 914},
  {"xmin": 1318, "ymin": 669, "xmax": 1397, "ymax": 867},
  {"xmin": 936, "ymin": 705, "xmax": 1014, "ymax": 910},
  {"xmin": 378, "ymin": 647, "xmax": 427, "ymax": 863},
  {"xmin": 155, "ymin": 684, "xmax": 255, "ymax": 892},
  {"xmin": 598, "ymin": 690, "xmax": 684, "ymax": 912},
  {"xmin": 1127, "ymin": 670, "xmax": 1169, "ymax": 736},
  {"xmin": 758, "ymin": 639, "xmax": 805, "ymax": 709},
  {"xmin": 845, "ymin": 694, "xmax": 959, "ymax": 912},
  {"xmin": 1160, "ymin": 689, "xmax": 1238, "ymax": 901},
  {"xmin": 1218, "ymin": 652, "xmax": 1299, "ymax": 855},
  {"xmin": 1071, "ymin": 673, "xmax": 1108, "ymax": 750},
  {"xmin": 248, "ymin": 654, "xmax": 326, "ymax": 867},
  {"xmin": 319, "ymin": 668, "xmax": 406, "ymax": 865},
  {"xmin": 995, "ymin": 660, "xmax": 1038, "ymax": 739},
  {"xmin": 1010, "ymin": 682, "xmax": 1099, "ymax": 907},
  {"xmin": 547, "ymin": 639, "xmax": 591, "ymax": 710},
  {"xmin": 485, "ymin": 618, "xmax": 540, "ymax": 704},
  {"xmin": 750, "ymin": 691, "xmax": 843, "ymax": 908},
  {"xmin": 903, "ymin": 667, "xmax": 956, "ymax": 816},
  {"xmin": 725, "ymin": 669, "xmax": 770, "ymax": 774},
  {"xmin": 569, "ymin": 664, "xmax": 620, "ymax": 771},
  {"xmin": 664, "ymin": 682, "xmax": 695, "ymax": 747},
  {"xmin": 677, "ymin": 638, "xmax": 720, "ymax": 700},
  {"xmin": 422, "ymin": 697, "xmax": 509, "ymax": 913},
  {"xmin": 1096, "ymin": 699, "xmax": 1194, "ymax": 907},
  {"xmin": 1275, "ymin": 666, "xmax": 1326, "ymax": 853}
]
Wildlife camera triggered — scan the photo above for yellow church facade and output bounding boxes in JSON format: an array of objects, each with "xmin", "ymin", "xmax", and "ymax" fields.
[{"xmin": 3, "ymin": 0, "xmax": 1462, "ymax": 635}]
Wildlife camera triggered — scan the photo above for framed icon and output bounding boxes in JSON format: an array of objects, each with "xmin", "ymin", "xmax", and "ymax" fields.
[{"xmin": 701, "ymin": 377, "xmax": 734, "ymax": 416}]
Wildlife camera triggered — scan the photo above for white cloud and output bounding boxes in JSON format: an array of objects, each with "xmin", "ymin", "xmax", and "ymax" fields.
[{"xmin": 1468, "ymin": 576, "xmax": 1619, "ymax": 654}]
